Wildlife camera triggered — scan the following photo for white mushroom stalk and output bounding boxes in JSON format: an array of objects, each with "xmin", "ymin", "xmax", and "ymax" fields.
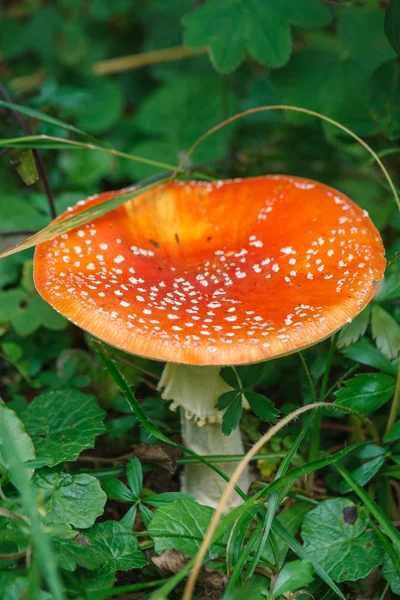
[{"xmin": 159, "ymin": 363, "xmax": 251, "ymax": 509}]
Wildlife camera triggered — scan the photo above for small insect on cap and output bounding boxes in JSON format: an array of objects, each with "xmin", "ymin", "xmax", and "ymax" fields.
[{"xmin": 34, "ymin": 176, "xmax": 385, "ymax": 365}]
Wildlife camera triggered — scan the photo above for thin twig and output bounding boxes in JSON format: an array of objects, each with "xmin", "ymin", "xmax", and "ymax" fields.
[
  {"xmin": 0, "ymin": 84, "xmax": 56, "ymax": 219},
  {"xmin": 93, "ymin": 46, "xmax": 206, "ymax": 75}
]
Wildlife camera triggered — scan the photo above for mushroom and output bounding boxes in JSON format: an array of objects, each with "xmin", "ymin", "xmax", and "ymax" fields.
[{"xmin": 34, "ymin": 176, "xmax": 385, "ymax": 508}]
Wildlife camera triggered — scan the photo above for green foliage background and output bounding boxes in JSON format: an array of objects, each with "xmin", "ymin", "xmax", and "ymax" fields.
[{"xmin": 1, "ymin": 0, "xmax": 400, "ymax": 599}]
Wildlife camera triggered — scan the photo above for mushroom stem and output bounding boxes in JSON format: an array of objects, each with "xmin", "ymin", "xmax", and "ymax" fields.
[{"xmin": 159, "ymin": 363, "xmax": 251, "ymax": 509}]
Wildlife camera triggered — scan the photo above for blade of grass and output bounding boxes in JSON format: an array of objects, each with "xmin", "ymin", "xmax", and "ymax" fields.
[
  {"xmin": 95, "ymin": 342, "xmax": 247, "ymax": 501},
  {"xmin": 0, "ymin": 407, "xmax": 66, "ymax": 600},
  {"xmin": 335, "ymin": 463, "xmax": 400, "ymax": 553},
  {"xmin": 0, "ymin": 172, "xmax": 171, "ymax": 258},
  {"xmin": 87, "ymin": 579, "xmax": 168, "ymax": 599}
]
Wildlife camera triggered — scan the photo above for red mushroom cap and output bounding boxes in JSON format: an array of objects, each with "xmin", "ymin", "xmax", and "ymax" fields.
[{"xmin": 34, "ymin": 176, "xmax": 385, "ymax": 365}]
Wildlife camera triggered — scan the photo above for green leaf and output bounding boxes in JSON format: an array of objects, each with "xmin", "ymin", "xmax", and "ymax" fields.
[
  {"xmin": 59, "ymin": 521, "xmax": 146, "ymax": 572},
  {"xmin": 32, "ymin": 471, "xmax": 106, "ymax": 529},
  {"xmin": 370, "ymin": 59, "xmax": 400, "ymax": 139},
  {"xmin": 102, "ymin": 479, "xmax": 136, "ymax": 502},
  {"xmin": 126, "ymin": 457, "xmax": 143, "ymax": 500},
  {"xmin": 301, "ymin": 498, "xmax": 383, "ymax": 582},
  {"xmin": 0, "ymin": 400, "xmax": 35, "ymax": 486},
  {"xmin": 334, "ymin": 373, "xmax": 395, "ymax": 413},
  {"xmin": 382, "ymin": 550, "xmax": 400, "ymax": 595},
  {"xmin": 144, "ymin": 492, "xmax": 196, "ymax": 507},
  {"xmin": 337, "ymin": 307, "xmax": 371, "ymax": 348},
  {"xmin": 385, "ymin": 0, "xmax": 400, "ymax": 55},
  {"xmin": 377, "ymin": 273, "xmax": 400, "ymax": 301},
  {"xmin": 340, "ymin": 455, "xmax": 385, "ymax": 494},
  {"xmin": 371, "ymin": 305, "xmax": 400, "ymax": 360},
  {"xmin": 218, "ymin": 392, "xmax": 243, "ymax": 435},
  {"xmin": 183, "ymin": 0, "xmax": 331, "ymax": 73},
  {"xmin": 0, "ymin": 572, "xmax": 51, "ymax": 600},
  {"xmin": 384, "ymin": 420, "xmax": 400, "ymax": 443},
  {"xmin": 148, "ymin": 499, "xmax": 226, "ymax": 559},
  {"xmin": 243, "ymin": 391, "xmax": 279, "ymax": 422},
  {"xmin": 21, "ymin": 388, "xmax": 106, "ymax": 466},
  {"xmin": 66, "ymin": 79, "xmax": 123, "ymax": 135},
  {"xmin": 339, "ymin": 3, "xmax": 395, "ymax": 72},
  {"xmin": 219, "ymin": 366, "xmax": 239, "ymax": 389},
  {"xmin": 238, "ymin": 362, "xmax": 266, "ymax": 389},
  {"xmin": 58, "ymin": 149, "xmax": 113, "ymax": 188},
  {"xmin": 272, "ymin": 560, "xmax": 314, "ymax": 598},
  {"xmin": 340, "ymin": 338, "xmax": 397, "ymax": 377}
]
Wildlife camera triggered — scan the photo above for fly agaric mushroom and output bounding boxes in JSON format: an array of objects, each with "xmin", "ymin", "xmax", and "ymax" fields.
[{"xmin": 34, "ymin": 176, "xmax": 385, "ymax": 508}]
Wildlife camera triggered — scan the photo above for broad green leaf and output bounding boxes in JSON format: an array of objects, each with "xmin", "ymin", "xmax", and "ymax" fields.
[
  {"xmin": 70, "ymin": 79, "xmax": 123, "ymax": 134},
  {"xmin": 302, "ymin": 498, "xmax": 383, "ymax": 582},
  {"xmin": 384, "ymin": 421, "xmax": 400, "ymax": 443},
  {"xmin": 334, "ymin": 373, "xmax": 395, "ymax": 413},
  {"xmin": 0, "ymin": 400, "xmax": 35, "ymax": 486},
  {"xmin": 377, "ymin": 273, "xmax": 400, "ymax": 301},
  {"xmin": 238, "ymin": 362, "xmax": 266, "ymax": 389},
  {"xmin": 126, "ymin": 457, "xmax": 143, "ymax": 499},
  {"xmin": 148, "ymin": 499, "xmax": 227, "ymax": 559},
  {"xmin": 371, "ymin": 305, "xmax": 400, "ymax": 360},
  {"xmin": 58, "ymin": 521, "xmax": 146, "ymax": 572},
  {"xmin": 272, "ymin": 560, "xmax": 314, "ymax": 598},
  {"xmin": 339, "ymin": 4, "xmax": 395, "ymax": 71},
  {"xmin": 337, "ymin": 307, "xmax": 371, "ymax": 348},
  {"xmin": 183, "ymin": 0, "xmax": 331, "ymax": 73},
  {"xmin": 220, "ymin": 366, "xmax": 239, "ymax": 389},
  {"xmin": 382, "ymin": 550, "xmax": 400, "ymax": 595},
  {"xmin": 21, "ymin": 388, "xmax": 106, "ymax": 466},
  {"xmin": 0, "ymin": 572, "xmax": 51, "ymax": 600},
  {"xmin": 144, "ymin": 492, "xmax": 196, "ymax": 507},
  {"xmin": 58, "ymin": 149, "xmax": 113, "ymax": 188},
  {"xmin": 32, "ymin": 471, "xmax": 106, "ymax": 529},
  {"xmin": 370, "ymin": 59, "xmax": 400, "ymax": 139},
  {"xmin": 385, "ymin": 0, "xmax": 400, "ymax": 56},
  {"xmin": 243, "ymin": 391, "xmax": 279, "ymax": 422},
  {"xmin": 340, "ymin": 338, "xmax": 397, "ymax": 377}
]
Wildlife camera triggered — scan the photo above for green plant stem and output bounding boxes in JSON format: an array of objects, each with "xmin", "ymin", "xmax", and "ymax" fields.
[
  {"xmin": 385, "ymin": 360, "xmax": 400, "ymax": 435},
  {"xmin": 87, "ymin": 579, "xmax": 168, "ymax": 599},
  {"xmin": 308, "ymin": 335, "xmax": 338, "ymax": 486}
]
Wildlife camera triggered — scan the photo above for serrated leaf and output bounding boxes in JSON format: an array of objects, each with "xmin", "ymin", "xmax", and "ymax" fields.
[
  {"xmin": 371, "ymin": 305, "xmax": 400, "ymax": 360},
  {"xmin": 238, "ymin": 362, "xmax": 266, "ymax": 389},
  {"xmin": 272, "ymin": 560, "xmax": 314, "ymax": 598},
  {"xmin": 219, "ymin": 366, "xmax": 239, "ymax": 389},
  {"xmin": 340, "ymin": 338, "xmax": 397, "ymax": 377},
  {"xmin": 149, "ymin": 499, "xmax": 227, "ymax": 559},
  {"xmin": 183, "ymin": 0, "xmax": 331, "ymax": 73},
  {"xmin": 58, "ymin": 521, "xmax": 146, "ymax": 572},
  {"xmin": 337, "ymin": 307, "xmax": 371, "ymax": 348},
  {"xmin": 21, "ymin": 388, "xmax": 106, "ymax": 466},
  {"xmin": 32, "ymin": 471, "xmax": 106, "ymax": 529},
  {"xmin": 126, "ymin": 457, "xmax": 143, "ymax": 499},
  {"xmin": 384, "ymin": 421, "xmax": 400, "ymax": 444},
  {"xmin": 382, "ymin": 550, "xmax": 400, "ymax": 595},
  {"xmin": 244, "ymin": 391, "xmax": 280, "ymax": 422},
  {"xmin": 0, "ymin": 400, "xmax": 35, "ymax": 487},
  {"xmin": 334, "ymin": 373, "xmax": 395, "ymax": 413},
  {"xmin": 219, "ymin": 393, "xmax": 243, "ymax": 435},
  {"xmin": 377, "ymin": 274, "xmax": 400, "ymax": 301},
  {"xmin": 102, "ymin": 479, "xmax": 135, "ymax": 502},
  {"xmin": 302, "ymin": 498, "xmax": 383, "ymax": 582}
]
